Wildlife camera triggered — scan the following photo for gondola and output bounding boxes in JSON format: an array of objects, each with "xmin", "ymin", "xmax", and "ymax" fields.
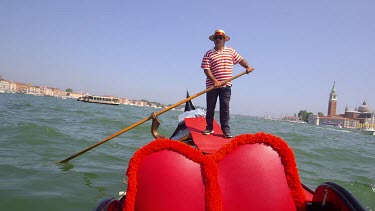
[{"xmin": 95, "ymin": 93, "xmax": 367, "ymax": 211}]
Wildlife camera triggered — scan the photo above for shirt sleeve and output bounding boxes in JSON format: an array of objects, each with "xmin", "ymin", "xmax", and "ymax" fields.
[
  {"xmin": 201, "ymin": 52, "xmax": 211, "ymax": 70},
  {"xmin": 232, "ymin": 49, "xmax": 243, "ymax": 64}
]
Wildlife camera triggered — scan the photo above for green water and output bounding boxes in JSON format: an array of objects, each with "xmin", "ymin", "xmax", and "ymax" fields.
[{"xmin": 0, "ymin": 93, "xmax": 374, "ymax": 210}]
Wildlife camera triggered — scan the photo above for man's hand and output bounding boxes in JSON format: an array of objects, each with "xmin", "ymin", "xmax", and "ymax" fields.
[
  {"xmin": 246, "ymin": 66, "xmax": 254, "ymax": 74},
  {"xmin": 239, "ymin": 59, "xmax": 254, "ymax": 74},
  {"xmin": 213, "ymin": 79, "xmax": 222, "ymax": 87}
]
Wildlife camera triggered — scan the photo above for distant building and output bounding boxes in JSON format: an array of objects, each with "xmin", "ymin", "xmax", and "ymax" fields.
[
  {"xmin": 1, "ymin": 77, "xmax": 168, "ymax": 108},
  {"xmin": 29, "ymin": 86, "xmax": 41, "ymax": 94},
  {"xmin": 67, "ymin": 92, "xmax": 83, "ymax": 99},
  {"xmin": 40, "ymin": 86, "xmax": 53, "ymax": 96},
  {"xmin": 52, "ymin": 88, "xmax": 67, "ymax": 97},
  {"xmin": 308, "ymin": 82, "xmax": 374, "ymax": 129},
  {"xmin": 343, "ymin": 101, "xmax": 374, "ymax": 126},
  {"xmin": 0, "ymin": 79, "xmax": 9, "ymax": 91},
  {"xmin": 15, "ymin": 82, "xmax": 29, "ymax": 93},
  {"xmin": 119, "ymin": 98, "xmax": 128, "ymax": 104},
  {"xmin": 133, "ymin": 101, "xmax": 147, "ymax": 107},
  {"xmin": 0, "ymin": 79, "xmax": 17, "ymax": 93},
  {"xmin": 327, "ymin": 81, "xmax": 337, "ymax": 116}
]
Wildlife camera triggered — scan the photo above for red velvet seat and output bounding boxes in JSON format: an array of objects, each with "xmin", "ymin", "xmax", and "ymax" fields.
[{"xmin": 124, "ymin": 133, "xmax": 306, "ymax": 211}]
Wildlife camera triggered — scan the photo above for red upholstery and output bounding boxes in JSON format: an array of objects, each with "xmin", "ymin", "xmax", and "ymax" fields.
[
  {"xmin": 217, "ymin": 144, "xmax": 296, "ymax": 210},
  {"xmin": 134, "ymin": 150, "xmax": 206, "ymax": 211},
  {"xmin": 124, "ymin": 133, "xmax": 306, "ymax": 211},
  {"xmin": 185, "ymin": 117, "xmax": 232, "ymax": 153}
]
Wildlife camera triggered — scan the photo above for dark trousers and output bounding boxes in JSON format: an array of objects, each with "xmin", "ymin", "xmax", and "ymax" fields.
[{"xmin": 205, "ymin": 86, "xmax": 231, "ymax": 132}]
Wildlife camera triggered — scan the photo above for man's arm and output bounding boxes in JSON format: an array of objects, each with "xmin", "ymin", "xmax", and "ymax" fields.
[
  {"xmin": 204, "ymin": 69, "xmax": 221, "ymax": 87},
  {"xmin": 239, "ymin": 59, "xmax": 254, "ymax": 74}
]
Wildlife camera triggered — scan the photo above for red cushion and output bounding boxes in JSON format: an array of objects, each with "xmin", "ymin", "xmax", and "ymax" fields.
[
  {"xmin": 218, "ymin": 144, "xmax": 296, "ymax": 210},
  {"xmin": 134, "ymin": 150, "xmax": 206, "ymax": 211},
  {"xmin": 124, "ymin": 133, "xmax": 306, "ymax": 211}
]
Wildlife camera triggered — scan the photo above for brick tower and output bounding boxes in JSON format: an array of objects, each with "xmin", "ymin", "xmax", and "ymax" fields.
[{"xmin": 328, "ymin": 82, "xmax": 337, "ymax": 116}]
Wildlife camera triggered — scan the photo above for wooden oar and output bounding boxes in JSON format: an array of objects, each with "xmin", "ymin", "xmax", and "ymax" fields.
[{"xmin": 57, "ymin": 71, "xmax": 249, "ymax": 163}]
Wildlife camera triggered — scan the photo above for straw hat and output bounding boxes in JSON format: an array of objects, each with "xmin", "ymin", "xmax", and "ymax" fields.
[{"xmin": 209, "ymin": 29, "xmax": 230, "ymax": 42}]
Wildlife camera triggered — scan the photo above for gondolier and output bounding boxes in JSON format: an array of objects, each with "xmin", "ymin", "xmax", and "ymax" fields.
[{"xmin": 201, "ymin": 29, "xmax": 254, "ymax": 138}]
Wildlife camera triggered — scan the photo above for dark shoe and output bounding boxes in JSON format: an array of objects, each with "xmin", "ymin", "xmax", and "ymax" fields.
[
  {"xmin": 223, "ymin": 130, "xmax": 233, "ymax": 138},
  {"xmin": 202, "ymin": 129, "xmax": 214, "ymax": 135}
]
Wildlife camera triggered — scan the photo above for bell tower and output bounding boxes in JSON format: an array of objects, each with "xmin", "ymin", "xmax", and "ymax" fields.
[{"xmin": 328, "ymin": 82, "xmax": 337, "ymax": 116}]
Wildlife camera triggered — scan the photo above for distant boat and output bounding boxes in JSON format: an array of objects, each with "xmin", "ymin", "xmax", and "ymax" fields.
[
  {"xmin": 25, "ymin": 92, "xmax": 42, "ymax": 96},
  {"xmin": 360, "ymin": 127, "xmax": 375, "ymax": 135},
  {"xmin": 77, "ymin": 95, "xmax": 120, "ymax": 105},
  {"xmin": 321, "ymin": 121, "xmax": 342, "ymax": 128},
  {"xmin": 359, "ymin": 118, "xmax": 375, "ymax": 135}
]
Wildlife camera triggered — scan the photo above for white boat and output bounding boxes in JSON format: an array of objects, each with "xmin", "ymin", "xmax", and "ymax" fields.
[
  {"xmin": 359, "ymin": 127, "xmax": 375, "ymax": 135},
  {"xmin": 359, "ymin": 117, "xmax": 375, "ymax": 135},
  {"xmin": 25, "ymin": 92, "xmax": 42, "ymax": 96},
  {"xmin": 321, "ymin": 121, "xmax": 342, "ymax": 128},
  {"xmin": 77, "ymin": 95, "xmax": 120, "ymax": 105}
]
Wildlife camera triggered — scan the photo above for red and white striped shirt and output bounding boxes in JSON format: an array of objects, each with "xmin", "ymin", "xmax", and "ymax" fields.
[{"xmin": 201, "ymin": 46, "xmax": 243, "ymax": 88}]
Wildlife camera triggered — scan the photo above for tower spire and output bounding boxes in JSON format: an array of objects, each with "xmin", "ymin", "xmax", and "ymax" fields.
[
  {"xmin": 328, "ymin": 82, "xmax": 337, "ymax": 116},
  {"xmin": 331, "ymin": 81, "xmax": 336, "ymax": 92}
]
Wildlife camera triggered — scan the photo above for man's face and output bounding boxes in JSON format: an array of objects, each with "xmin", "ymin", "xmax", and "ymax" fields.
[{"xmin": 214, "ymin": 36, "xmax": 225, "ymax": 46}]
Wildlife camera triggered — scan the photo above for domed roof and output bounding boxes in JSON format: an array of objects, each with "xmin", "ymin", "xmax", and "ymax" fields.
[{"xmin": 358, "ymin": 101, "xmax": 370, "ymax": 113}]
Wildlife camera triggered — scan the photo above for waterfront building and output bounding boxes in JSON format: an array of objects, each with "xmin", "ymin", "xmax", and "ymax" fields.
[
  {"xmin": 28, "ymin": 86, "xmax": 41, "ymax": 94},
  {"xmin": 121, "ymin": 98, "xmax": 131, "ymax": 105},
  {"xmin": 327, "ymin": 81, "xmax": 337, "ymax": 116},
  {"xmin": 343, "ymin": 101, "xmax": 374, "ymax": 127},
  {"xmin": 309, "ymin": 115, "xmax": 359, "ymax": 129},
  {"xmin": 0, "ymin": 79, "xmax": 17, "ymax": 93},
  {"xmin": 308, "ymin": 82, "xmax": 373, "ymax": 129},
  {"xmin": 52, "ymin": 88, "xmax": 67, "ymax": 97},
  {"xmin": 15, "ymin": 82, "xmax": 29, "ymax": 93},
  {"xmin": 40, "ymin": 86, "xmax": 54, "ymax": 96},
  {"xmin": 67, "ymin": 92, "xmax": 83, "ymax": 99},
  {"xmin": 0, "ymin": 79, "xmax": 9, "ymax": 91}
]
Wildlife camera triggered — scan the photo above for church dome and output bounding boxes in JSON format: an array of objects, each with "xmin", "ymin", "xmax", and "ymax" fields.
[{"xmin": 358, "ymin": 101, "xmax": 370, "ymax": 113}]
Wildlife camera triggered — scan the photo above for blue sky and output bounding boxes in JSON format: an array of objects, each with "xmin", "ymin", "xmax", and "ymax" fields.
[{"xmin": 1, "ymin": 0, "xmax": 374, "ymax": 116}]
